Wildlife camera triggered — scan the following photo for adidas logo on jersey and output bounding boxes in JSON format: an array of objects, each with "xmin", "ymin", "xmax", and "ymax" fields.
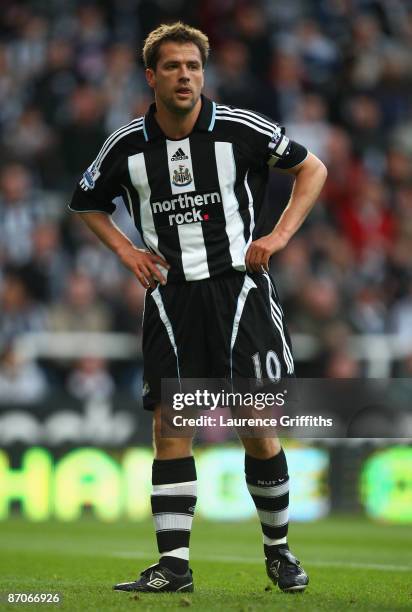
[{"xmin": 171, "ymin": 148, "xmax": 188, "ymax": 161}]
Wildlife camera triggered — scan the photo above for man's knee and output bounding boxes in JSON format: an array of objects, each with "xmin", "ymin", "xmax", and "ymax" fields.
[
  {"xmin": 241, "ymin": 437, "xmax": 281, "ymax": 459},
  {"xmin": 154, "ymin": 436, "xmax": 192, "ymax": 459},
  {"xmin": 153, "ymin": 405, "xmax": 193, "ymax": 459}
]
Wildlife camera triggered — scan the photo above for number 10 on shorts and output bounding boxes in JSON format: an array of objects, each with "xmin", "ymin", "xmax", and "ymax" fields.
[{"xmin": 252, "ymin": 350, "xmax": 281, "ymax": 384}]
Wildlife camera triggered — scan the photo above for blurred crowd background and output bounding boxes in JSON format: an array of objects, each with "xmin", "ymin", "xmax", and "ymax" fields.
[{"xmin": 1, "ymin": 0, "xmax": 412, "ymax": 404}]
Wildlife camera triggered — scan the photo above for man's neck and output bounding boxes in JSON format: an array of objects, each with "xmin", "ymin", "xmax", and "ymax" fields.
[{"xmin": 154, "ymin": 97, "xmax": 202, "ymax": 140}]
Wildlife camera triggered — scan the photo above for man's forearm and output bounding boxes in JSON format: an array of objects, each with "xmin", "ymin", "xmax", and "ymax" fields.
[
  {"xmin": 77, "ymin": 211, "xmax": 134, "ymax": 257},
  {"xmin": 76, "ymin": 211, "xmax": 169, "ymax": 288},
  {"xmin": 271, "ymin": 153, "xmax": 327, "ymax": 246}
]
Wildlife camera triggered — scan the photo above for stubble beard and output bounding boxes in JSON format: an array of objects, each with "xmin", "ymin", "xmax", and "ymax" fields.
[{"xmin": 162, "ymin": 92, "xmax": 200, "ymax": 117}]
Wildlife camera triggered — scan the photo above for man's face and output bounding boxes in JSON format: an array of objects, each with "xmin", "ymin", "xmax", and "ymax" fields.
[{"xmin": 146, "ymin": 41, "xmax": 204, "ymax": 115}]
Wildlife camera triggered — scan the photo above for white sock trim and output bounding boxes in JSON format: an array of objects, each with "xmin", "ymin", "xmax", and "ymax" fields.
[
  {"xmin": 263, "ymin": 535, "xmax": 288, "ymax": 545},
  {"xmin": 153, "ymin": 481, "xmax": 197, "ymax": 490},
  {"xmin": 152, "ymin": 482, "xmax": 198, "ymax": 497},
  {"xmin": 154, "ymin": 513, "xmax": 193, "ymax": 531},
  {"xmin": 258, "ymin": 508, "xmax": 289, "ymax": 528},
  {"xmin": 247, "ymin": 481, "xmax": 289, "ymax": 498},
  {"xmin": 160, "ymin": 547, "xmax": 189, "ymax": 561}
]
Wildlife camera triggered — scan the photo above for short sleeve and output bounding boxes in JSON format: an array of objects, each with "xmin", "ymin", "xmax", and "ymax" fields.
[{"xmin": 68, "ymin": 137, "xmax": 123, "ymax": 215}]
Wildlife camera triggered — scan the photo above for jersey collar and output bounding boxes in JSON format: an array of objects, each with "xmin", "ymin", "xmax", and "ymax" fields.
[{"xmin": 143, "ymin": 95, "xmax": 216, "ymax": 141}]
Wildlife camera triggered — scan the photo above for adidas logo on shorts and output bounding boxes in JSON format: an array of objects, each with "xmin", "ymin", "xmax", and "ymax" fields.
[{"xmin": 171, "ymin": 148, "xmax": 188, "ymax": 161}]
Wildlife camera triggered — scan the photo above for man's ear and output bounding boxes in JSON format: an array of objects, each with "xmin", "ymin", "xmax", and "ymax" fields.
[{"xmin": 146, "ymin": 68, "xmax": 155, "ymax": 89}]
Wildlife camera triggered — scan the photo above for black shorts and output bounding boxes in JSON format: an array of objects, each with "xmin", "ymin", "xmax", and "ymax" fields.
[{"xmin": 142, "ymin": 270, "xmax": 294, "ymax": 410}]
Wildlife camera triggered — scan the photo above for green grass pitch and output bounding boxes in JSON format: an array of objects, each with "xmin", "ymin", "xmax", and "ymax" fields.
[{"xmin": 0, "ymin": 516, "xmax": 411, "ymax": 611}]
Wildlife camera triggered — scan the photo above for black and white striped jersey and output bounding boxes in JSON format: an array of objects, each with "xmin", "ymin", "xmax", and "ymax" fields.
[{"xmin": 69, "ymin": 96, "xmax": 307, "ymax": 282}]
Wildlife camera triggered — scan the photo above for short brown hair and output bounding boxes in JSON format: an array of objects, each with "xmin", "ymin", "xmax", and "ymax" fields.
[{"xmin": 143, "ymin": 22, "xmax": 210, "ymax": 70}]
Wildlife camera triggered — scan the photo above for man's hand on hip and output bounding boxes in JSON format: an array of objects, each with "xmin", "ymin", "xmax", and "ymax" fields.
[
  {"xmin": 245, "ymin": 233, "xmax": 288, "ymax": 273},
  {"xmin": 118, "ymin": 245, "xmax": 170, "ymax": 289}
]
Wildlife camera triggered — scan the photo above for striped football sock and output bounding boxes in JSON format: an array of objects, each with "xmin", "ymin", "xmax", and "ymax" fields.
[
  {"xmin": 245, "ymin": 449, "xmax": 289, "ymax": 559},
  {"xmin": 151, "ymin": 456, "xmax": 197, "ymax": 574}
]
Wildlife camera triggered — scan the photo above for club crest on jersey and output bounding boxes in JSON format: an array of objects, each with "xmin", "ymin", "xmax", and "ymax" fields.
[
  {"xmin": 82, "ymin": 162, "xmax": 101, "ymax": 190},
  {"xmin": 172, "ymin": 165, "xmax": 192, "ymax": 187}
]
